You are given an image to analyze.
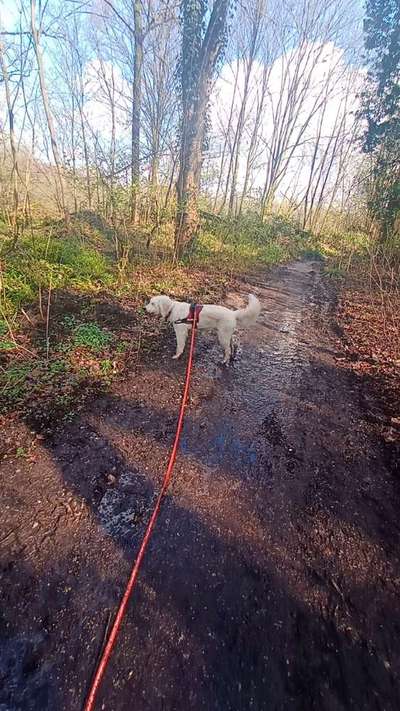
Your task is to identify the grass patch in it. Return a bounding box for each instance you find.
[1,233,113,318]
[0,313,116,416]
[317,230,371,261]
[1,362,32,402]
[0,341,16,352]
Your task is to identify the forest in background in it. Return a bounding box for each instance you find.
[0,0,399,416]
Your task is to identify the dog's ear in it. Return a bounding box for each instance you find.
[157,296,172,317]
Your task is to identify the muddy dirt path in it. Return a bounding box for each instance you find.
[1,261,400,711]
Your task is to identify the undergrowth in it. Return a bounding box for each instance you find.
[0,210,315,418]
[0,233,112,318]
[191,212,310,270]
[0,311,128,422]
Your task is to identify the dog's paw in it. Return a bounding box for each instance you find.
[172,353,182,360]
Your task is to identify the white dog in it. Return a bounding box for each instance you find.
[145,293,261,363]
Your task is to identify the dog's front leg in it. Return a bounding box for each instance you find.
[172,324,189,359]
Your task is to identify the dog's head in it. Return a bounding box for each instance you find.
[145,294,173,318]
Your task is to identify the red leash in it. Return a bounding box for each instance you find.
[83,312,200,711]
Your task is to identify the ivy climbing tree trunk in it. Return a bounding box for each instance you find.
[175,0,232,259]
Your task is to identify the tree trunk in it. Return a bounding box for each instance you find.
[0,41,19,242]
[238,62,270,216]
[78,103,92,209]
[31,0,67,220]
[131,0,143,223]
[175,0,231,259]
[212,60,240,211]
[150,153,159,186]
[227,8,261,216]
[71,93,78,213]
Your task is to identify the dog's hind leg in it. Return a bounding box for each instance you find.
[172,324,189,359]
[230,334,238,362]
[218,324,235,364]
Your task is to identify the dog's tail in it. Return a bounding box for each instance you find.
[235,294,261,328]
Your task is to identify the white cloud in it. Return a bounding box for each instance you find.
[0,0,20,32]
[209,41,362,203]
[84,59,131,142]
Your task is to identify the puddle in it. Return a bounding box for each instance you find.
[181,423,258,469]
[97,470,150,541]
[178,263,315,478]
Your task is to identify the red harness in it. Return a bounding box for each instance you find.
[167,302,203,325]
